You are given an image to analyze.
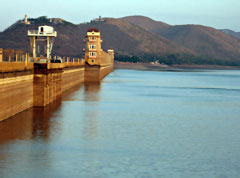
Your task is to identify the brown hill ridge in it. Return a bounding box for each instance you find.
[121,16,240,65]
[220,29,240,39]
[105,18,193,55]
[121,16,171,34]
[158,25,240,61]
[0,15,240,65]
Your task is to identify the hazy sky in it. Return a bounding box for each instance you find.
[0,0,239,32]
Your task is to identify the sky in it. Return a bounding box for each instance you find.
[0,0,239,32]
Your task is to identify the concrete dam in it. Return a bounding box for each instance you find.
[0,27,114,121]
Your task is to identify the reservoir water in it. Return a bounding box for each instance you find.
[0,69,240,178]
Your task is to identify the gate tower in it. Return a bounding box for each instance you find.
[28,26,57,63]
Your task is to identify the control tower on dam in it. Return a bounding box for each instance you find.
[0,26,114,121]
[84,28,114,82]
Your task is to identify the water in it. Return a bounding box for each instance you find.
[0,69,240,178]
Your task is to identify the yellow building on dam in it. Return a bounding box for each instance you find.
[85,27,114,66]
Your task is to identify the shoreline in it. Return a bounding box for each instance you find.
[114,62,240,71]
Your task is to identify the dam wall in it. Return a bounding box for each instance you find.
[62,67,85,92]
[0,62,113,121]
[99,64,114,80]
[0,69,34,121]
[85,64,114,83]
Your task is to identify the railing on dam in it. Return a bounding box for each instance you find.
[0,49,28,63]
[0,48,86,72]
[60,57,85,67]
[0,46,114,73]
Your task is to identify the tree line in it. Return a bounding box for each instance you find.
[115,54,240,66]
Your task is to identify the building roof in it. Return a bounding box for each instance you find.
[87,28,99,32]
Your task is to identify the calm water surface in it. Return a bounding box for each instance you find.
[0,69,240,178]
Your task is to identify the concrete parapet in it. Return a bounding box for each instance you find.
[64,61,85,68]
[0,62,33,73]
[47,63,64,69]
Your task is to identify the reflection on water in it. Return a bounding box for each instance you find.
[83,83,101,139]
[0,99,63,177]
[0,99,62,145]
[1,69,240,177]
[84,83,101,101]
[0,108,33,145]
[0,82,102,143]
[32,99,62,140]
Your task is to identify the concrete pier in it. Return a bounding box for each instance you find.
[33,63,63,106]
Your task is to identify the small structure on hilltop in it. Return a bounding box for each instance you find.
[85,28,114,66]
[91,16,106,23]
[49,18,64,24]
[21,15,31,25]
[28,26,57,63]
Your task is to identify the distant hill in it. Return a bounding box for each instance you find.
[1,15,240,66]
[157,25,240,64]
[121,16,240,65]
[219,29,240,39]
[104,18,194,55]
[121,16,171,34]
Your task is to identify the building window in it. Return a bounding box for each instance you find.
[89,52,96,57]
[89,37,97,41]
[89,45,97,49]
